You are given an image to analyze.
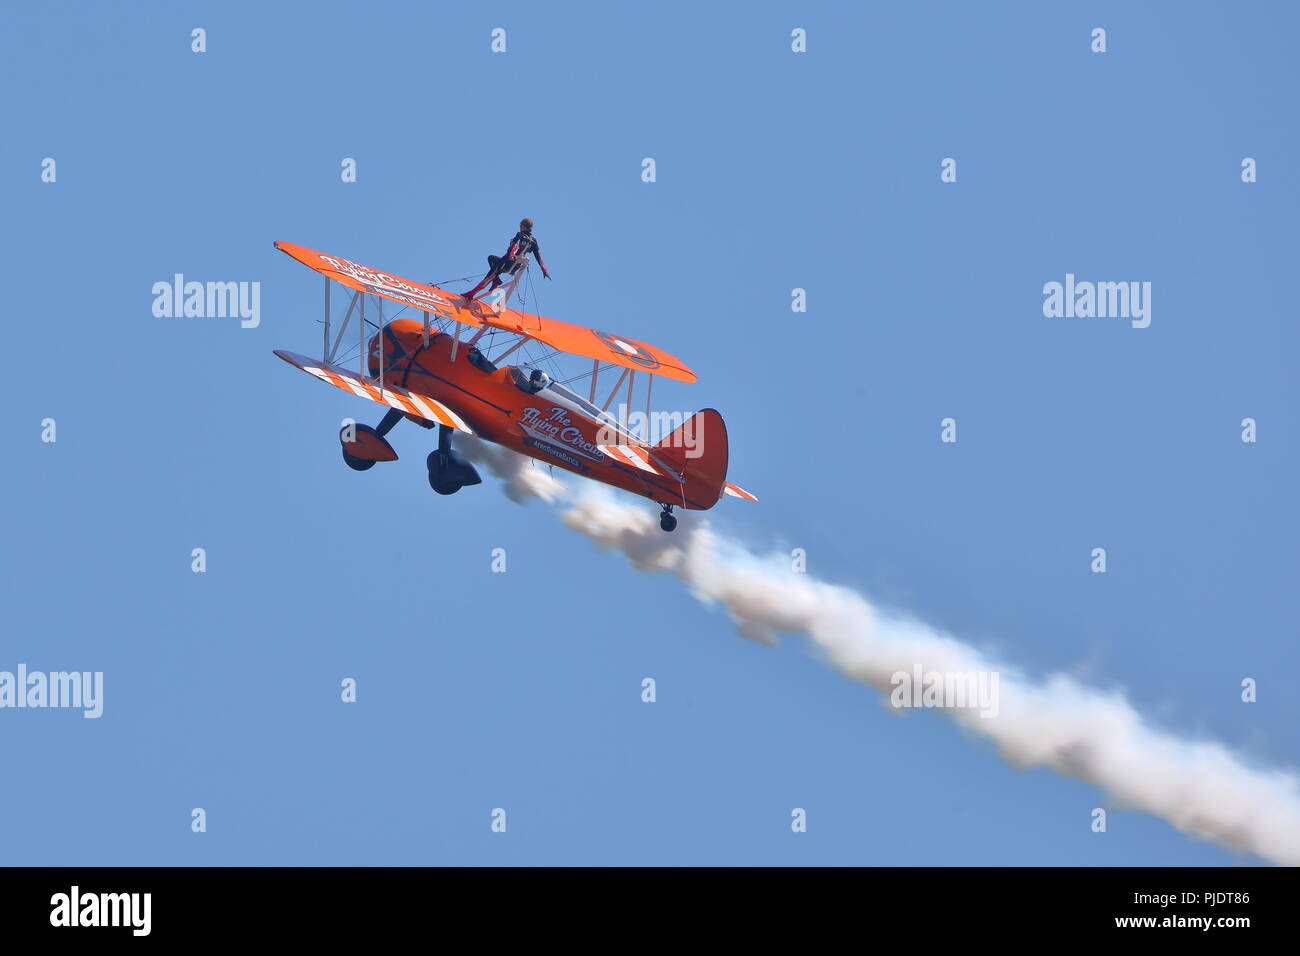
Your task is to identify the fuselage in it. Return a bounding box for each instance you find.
[370,319,719,509]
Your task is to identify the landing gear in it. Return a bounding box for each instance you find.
[340,408,403,471]
[427,424,483,495]
[342,445,377,471]
[659,504,677,533]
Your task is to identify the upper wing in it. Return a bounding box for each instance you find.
[275,241,697,383]
[274,350,474,433]
[510,315,696,383]
[275,240,481,327]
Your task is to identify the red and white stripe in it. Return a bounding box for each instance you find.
[274,350,473,433]
[723,481,758,502]
[598,443,661,475]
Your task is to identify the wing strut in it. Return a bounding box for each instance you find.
[645,374,653,441]
[601,368,630,412]
[328,291,360,363]
[491,335,529,364]
[377,297,385,394]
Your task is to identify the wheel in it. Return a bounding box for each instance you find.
[342,448,376,471]
[428,470,462,495]
[339,422,395,471]
[660,513,677,533]
[426,451,458,494]
[425,448,482,495]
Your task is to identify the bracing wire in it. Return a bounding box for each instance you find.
[336,259,635,409]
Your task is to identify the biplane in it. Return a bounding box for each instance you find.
[272,241,756,531]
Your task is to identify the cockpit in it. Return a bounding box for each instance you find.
[508,364,639,442]
[510,366,552,394]
[466,346,497,374]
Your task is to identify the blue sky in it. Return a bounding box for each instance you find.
[3,1,1297,864]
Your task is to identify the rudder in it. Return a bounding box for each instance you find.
[653,408,729,510]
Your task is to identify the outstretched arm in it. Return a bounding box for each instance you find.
[534,243,550,278]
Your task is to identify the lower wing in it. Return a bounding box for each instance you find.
[273,350,473,433]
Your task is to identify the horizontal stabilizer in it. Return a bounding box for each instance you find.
[723,482,758,502]
[598,443,661,475]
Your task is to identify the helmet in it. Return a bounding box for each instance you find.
[529,369,551,391]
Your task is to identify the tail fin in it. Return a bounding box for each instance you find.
[653,409,729,510]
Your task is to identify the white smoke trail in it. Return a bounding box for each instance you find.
[461,441,1300,865]
[457,435,566,504]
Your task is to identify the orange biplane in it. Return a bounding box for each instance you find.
[272,241,756,531]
